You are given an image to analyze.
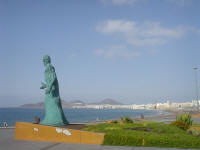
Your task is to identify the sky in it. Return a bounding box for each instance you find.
[0,0,200,107]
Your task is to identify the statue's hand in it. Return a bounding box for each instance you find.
[40,82,46,89]
[45,88,51,94]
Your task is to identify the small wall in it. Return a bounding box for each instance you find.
[15,122,104,144]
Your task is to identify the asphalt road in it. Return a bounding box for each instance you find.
[0,128,199,150]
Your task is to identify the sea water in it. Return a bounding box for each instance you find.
[0,108,161,127]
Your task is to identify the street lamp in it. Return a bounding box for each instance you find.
[193,67,199,112]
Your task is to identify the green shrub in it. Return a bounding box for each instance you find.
[107,120,118,124]
[176,113,193,126]
[170,120,189,130]
[171,113,193,130]
[83,122,200,148]
[120,116,133,124]
[111,120,118,123]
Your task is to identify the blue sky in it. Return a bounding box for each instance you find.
[0,0,200,107]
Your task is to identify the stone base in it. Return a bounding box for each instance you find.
[15,122,104,144]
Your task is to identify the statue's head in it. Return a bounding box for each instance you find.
[43,55,51,66]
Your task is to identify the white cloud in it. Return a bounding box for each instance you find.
[97,20,136,34]
[127,38,166,46]
[167,0,192,6]
[101,0,193,6]
[94,45,140,59]
[100,0,139,5]
[97,19,191,46]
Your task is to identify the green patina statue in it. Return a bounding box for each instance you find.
[40,55,69,126]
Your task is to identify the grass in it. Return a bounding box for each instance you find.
[83,121,200,148]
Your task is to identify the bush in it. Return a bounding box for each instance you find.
[107,120,118,124]
[121,116,133,124]
[171,113,193,130]
[170,120,189,130]
[176,113,193,126]
[83,121,200,148]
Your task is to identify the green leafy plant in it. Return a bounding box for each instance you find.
[111,120,118,123]
[107,120,118,124]
[120,116,133,124]
[176,113,193,126]
[170,113,193,130]
[170,120,189,130]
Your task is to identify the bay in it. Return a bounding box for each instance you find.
[0,108,161,127]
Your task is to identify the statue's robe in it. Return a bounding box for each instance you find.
[40,64,68,126]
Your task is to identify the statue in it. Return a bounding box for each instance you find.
[40,55,69,126]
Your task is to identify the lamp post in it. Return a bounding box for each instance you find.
[193,67,199,112]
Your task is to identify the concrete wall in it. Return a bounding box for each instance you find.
[15,122,104,145]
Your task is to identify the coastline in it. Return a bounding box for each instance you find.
[1,108,200,128]
[0,109,175,128]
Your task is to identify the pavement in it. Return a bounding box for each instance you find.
[0,128,199,150]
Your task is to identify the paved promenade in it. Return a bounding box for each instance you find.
[0,128,199,150]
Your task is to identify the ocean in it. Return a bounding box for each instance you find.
[0,108,161,127]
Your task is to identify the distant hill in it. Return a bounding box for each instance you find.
[19,102,44,108]
[68,100,85,105]
[18,98,123,108]
[89,98,123,105]
[19,100,85,108]
[62,100,85,108]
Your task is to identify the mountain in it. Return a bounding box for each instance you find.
[68,100,85,105]
[89,98,123,105]
[19,102,44,108]
[18,98,122,108]
[62,100,85,108]
[19,100,85,108]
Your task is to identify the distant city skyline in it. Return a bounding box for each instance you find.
[0,0,200,107]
